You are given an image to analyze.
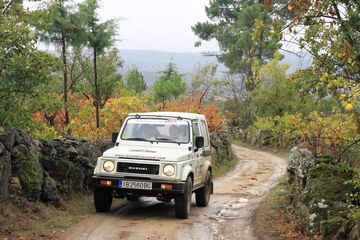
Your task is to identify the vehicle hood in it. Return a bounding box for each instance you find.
[102,145,191,161]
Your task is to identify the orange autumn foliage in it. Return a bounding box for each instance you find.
[164,92,222,132]
[34,92,222,140]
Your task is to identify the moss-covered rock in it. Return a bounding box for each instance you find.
[0,127,112,205]
[16,144,44,201]
[41,173,60,207]
[38,137,111,193]
[287,151,360,238]
[210,131,233,165]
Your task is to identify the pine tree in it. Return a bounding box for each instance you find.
[78,0,117,128]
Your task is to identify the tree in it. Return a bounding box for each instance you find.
[78,0,117,128]
[191,63,223,106]
[78,48,123,107]
[285,0,360,112]
[0,0,58,126]
[34,0,82,125]
[124,68,147,94]
[192,1,283,92]
[153,62,186,110]
[250,53,308,117]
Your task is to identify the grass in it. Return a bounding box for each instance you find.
[253,179,308,240]
[213,152,238,178]
[0,193,95,240]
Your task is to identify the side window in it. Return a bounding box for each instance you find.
[192,121,200,138]
[201,120,210,147]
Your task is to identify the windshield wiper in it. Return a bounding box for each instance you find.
[155,137,181,144]
[126,137,153,143]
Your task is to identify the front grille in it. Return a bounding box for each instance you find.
[117,162,159,175]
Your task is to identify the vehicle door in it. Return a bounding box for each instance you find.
[192,120,202,185]
[199,120,211,180]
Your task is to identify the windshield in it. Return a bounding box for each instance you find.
[121,118,190,143]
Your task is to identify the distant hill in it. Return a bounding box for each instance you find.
[119,49,312,85]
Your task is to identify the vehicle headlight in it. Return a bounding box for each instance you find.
[163,164,175,176]
[103,160,115,172]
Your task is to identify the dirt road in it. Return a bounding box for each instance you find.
[60,145,287,240]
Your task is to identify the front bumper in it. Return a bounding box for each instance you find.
[92,176,186,195]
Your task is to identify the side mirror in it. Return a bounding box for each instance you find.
[112,132,119,143]
[195,136,204,149]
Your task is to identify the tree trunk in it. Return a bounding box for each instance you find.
[94,47,100,128]
[61,32,70,126]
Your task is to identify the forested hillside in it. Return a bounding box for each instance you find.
[119,49,311,84]
[1,0,359,239]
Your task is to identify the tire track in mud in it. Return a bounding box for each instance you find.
[59,145,287,240]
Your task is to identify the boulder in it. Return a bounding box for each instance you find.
[41,173,60,207]
[11,144,28,175]
[8,177,22,194]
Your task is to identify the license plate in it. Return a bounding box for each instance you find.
[119,180,152,190]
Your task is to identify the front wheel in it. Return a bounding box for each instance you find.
[94,188,113,212]
[175,176,192,219]
[195,170,212,207]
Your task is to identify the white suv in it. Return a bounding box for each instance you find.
[92,112,213,218]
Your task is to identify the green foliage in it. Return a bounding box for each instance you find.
[193,1,284,91]
[153,62,186,109]
[34,0,82,46]
[77,0,117,54]
[0,1,59,127]
[250,54,339,118]
[345,172,360,209]
[77,0,118,128]
[124,68,147,94]
[286,0,360,113]
[250,114,300,136]
[72,48,123,106]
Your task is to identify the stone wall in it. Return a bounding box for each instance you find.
[232,128,302,150]
[287,147,360,239]
[210,131,234,166]
[0,127,112,206]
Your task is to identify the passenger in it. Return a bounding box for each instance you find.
[169,125,187,142]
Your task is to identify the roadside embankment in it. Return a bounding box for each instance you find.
[287,147,360,239]
[0,127,112,206]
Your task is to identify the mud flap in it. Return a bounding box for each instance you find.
[210,181,214,194]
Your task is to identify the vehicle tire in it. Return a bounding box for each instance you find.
[174,176,192,219]
[195,170,212,207]
[94,188,113,212]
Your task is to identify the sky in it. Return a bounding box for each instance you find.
[97,0,219,53]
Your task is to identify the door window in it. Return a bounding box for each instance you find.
[201,120,210,147]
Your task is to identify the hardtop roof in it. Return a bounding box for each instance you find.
[127,112,206,120]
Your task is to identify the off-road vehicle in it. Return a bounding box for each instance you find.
[92,112,213,218]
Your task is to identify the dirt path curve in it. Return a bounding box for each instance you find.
[60,145,287,240]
